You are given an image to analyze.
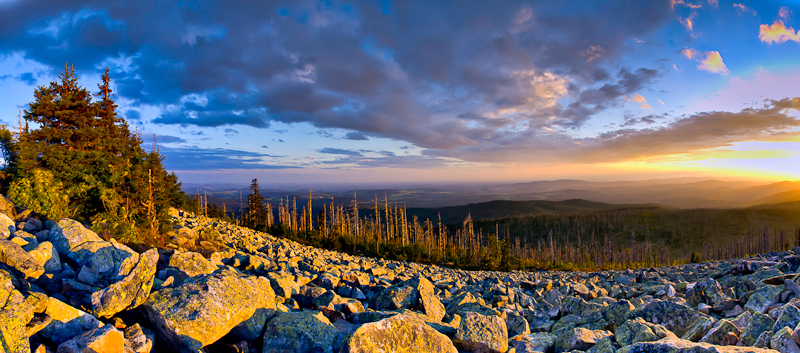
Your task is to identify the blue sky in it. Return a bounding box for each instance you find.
[0,0,798,185]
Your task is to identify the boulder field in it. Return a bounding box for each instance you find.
[0,195,799,352]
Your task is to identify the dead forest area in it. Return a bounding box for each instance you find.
[188,180,800,272]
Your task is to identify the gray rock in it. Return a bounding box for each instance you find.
[561,327,613,351]
[56,325,124,353]
[39,297,103,345]
[699,319,741,345]
[90,248,158,318]
[618,337,776,352]
[628,299,710,338]
[261,310,337,353]
[771,302,800,333]
[167,251,217,277]
[744,285,782,314]
[771,326,800,353]
[142,267,277,352]
[0,239,44,279]
[340,313,458,353]
[28,241,61,273]
[510,332,557,353]
[454,311,508,353]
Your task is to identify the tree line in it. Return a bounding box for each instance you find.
[189,181,800,271]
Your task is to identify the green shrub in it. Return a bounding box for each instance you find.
[8,169,69,220]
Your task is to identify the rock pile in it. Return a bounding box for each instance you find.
[2,195,800,352]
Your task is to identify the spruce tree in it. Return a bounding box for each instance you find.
[11,65,183,242]
[247,178,267,230]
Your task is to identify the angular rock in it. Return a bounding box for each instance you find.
[682,316,717,342]
[28,241,61,273]
[0,271,34,353]
[90,248,158,318]
[628,300,710,338]
[454,312,508,353]
[771,303,800,333]
[124,323,154,353]
[510,332,557,353]
[562,327,613,351]
[409,276,446,322]
[56,325,124,353]
[699,319,741,345]
[0,239,44,279]
[261,310,337,353]
[48,219,104,256]
[771,326,800,353]
[267,271,297,299]
[615,317,658,346]
[373,285,418,311]
[340,313,458,353]
[618,337,776,352]
[0,211,15,239]
[506,311,531,337]
[39,297,103,345]
[743,285,782,314]
[166,251,217,277]
[142,267,276,352]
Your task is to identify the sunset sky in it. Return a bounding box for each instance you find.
[0,0,798,186]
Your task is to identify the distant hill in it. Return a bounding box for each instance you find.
[405,199,666,224]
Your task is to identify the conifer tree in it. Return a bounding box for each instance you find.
[8,65,183,242]
[247,178,267,230]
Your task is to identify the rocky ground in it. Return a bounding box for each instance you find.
[2,196,800,352]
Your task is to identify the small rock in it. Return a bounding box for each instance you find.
[454,312,508,353]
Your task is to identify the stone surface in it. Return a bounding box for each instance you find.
[340,313,458,353]
[167,251,217,277]
[454,312,508,353]
[142,267,277,352]
[39,297,104,345]
[28,241,61,273]
[261,310,337,353]
[90,248,159,318]
[0,239,44,279]
[56,325,124,353]
[619,337,777,352]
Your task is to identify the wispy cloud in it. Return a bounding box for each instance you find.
[759,21,800,44]
[625,94,652,109]
[733,3,758,16]
[733,3,757,16]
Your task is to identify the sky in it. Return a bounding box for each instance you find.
[0,0,799,186]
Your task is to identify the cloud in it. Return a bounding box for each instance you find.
[318,148,363,156]
[707,0,718,8]
[0,0,676,153]
[759,20,800,44]
[733,3,757,16]
[697,51,729,75]
[585,98,800,160]
[625,94,652,109]
[671,0,702,10]
[319,154,452,169]
[780,7,792,20]
[155,146,296,171]
[678,13,697,32]
[580,45,603,62]
[681,48,699,59]
[344,132,369,141]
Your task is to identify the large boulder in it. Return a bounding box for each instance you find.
[454,311,508,353]
[56,325,125,353]
[90,248,159,318]
[560,327,613,351]
[167,251,218,277]
[0,270,35,353]
[261,310,337,353]
[743,285,782,314]
[510,332,557,353]
[142,267,276,352]
[628,300,711,338]
[27,241,61,273]
[0,239,44,279]
[340,313,457,353]
[39,297,104,345]
[48,219,104,256]
[0,211,15,239]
